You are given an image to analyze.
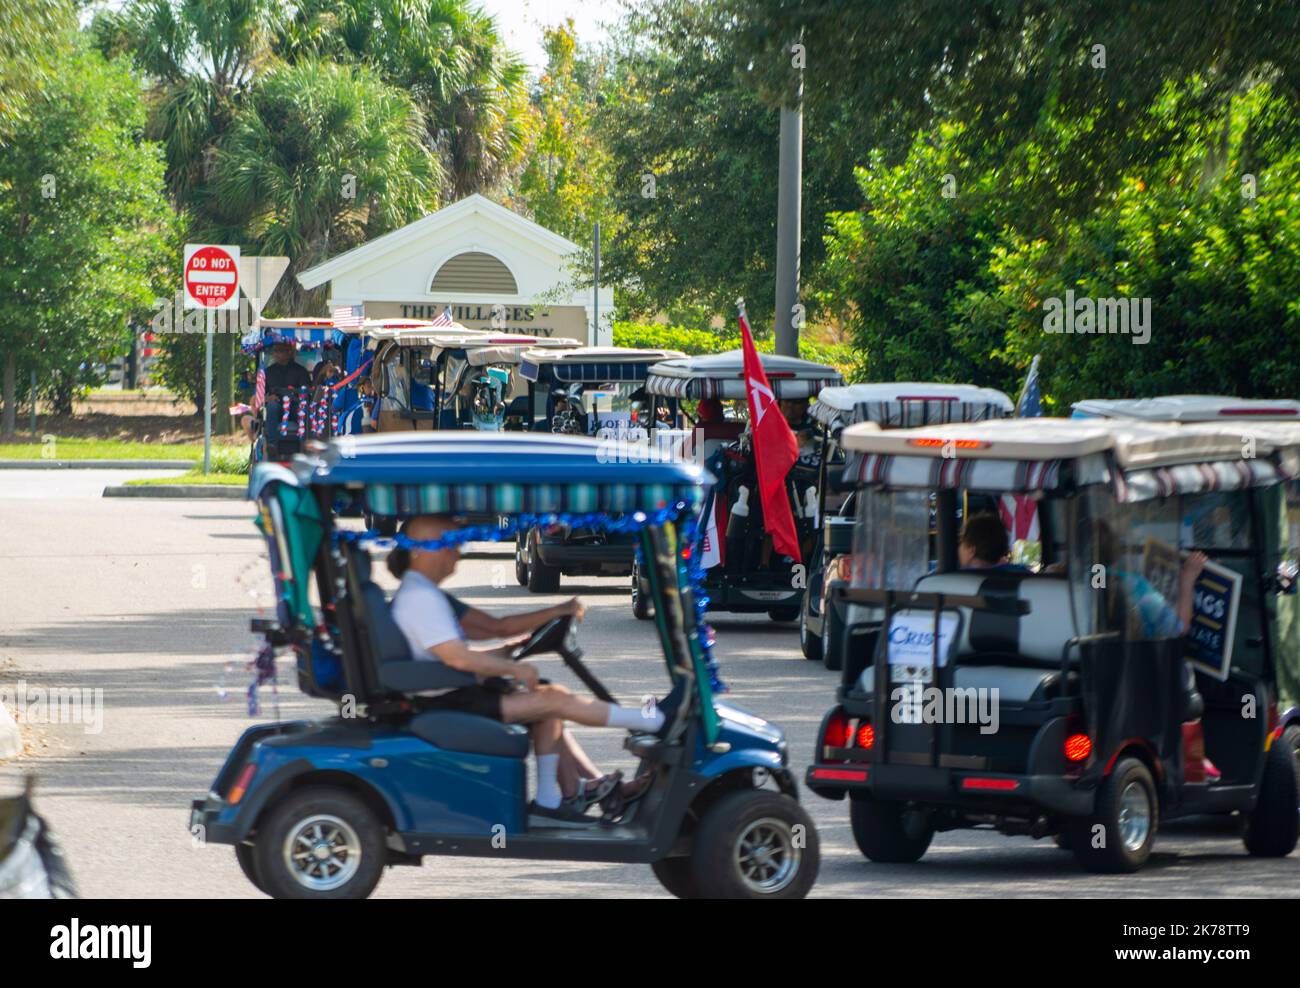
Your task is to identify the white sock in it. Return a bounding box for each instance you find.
[605,703,666,732]
[535,754,562,809]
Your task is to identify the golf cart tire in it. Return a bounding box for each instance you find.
[849,795,933,863]
[768,607,800,623]
[514,534,529,586]
[235,842,267,895]
[690,790,819,899]
[799,605,823,663]
[253,787,386,900]
[650,856,699,898]
[631,563,652,620]
[526,531,561,593]
[1243,725,1300,858]
[1068,757,1157,873]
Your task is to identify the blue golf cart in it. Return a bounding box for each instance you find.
[190,432,819,898]
[242,317,369,464]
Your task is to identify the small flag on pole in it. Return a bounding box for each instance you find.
[331,304,364,328]
[430,305,453,326]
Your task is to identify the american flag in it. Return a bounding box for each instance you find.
[430,305,453,326]
[1003,353,1044,546]
[332,304,364,328]
[253,368,265,411]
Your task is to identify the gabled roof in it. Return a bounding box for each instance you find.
[296,194,581,291]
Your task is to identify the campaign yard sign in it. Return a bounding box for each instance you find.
[1186,559,1241,681]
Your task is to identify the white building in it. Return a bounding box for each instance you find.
[297,194,613,343]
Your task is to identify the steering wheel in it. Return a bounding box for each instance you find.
[507,615,616,703]
[510,614,577,662]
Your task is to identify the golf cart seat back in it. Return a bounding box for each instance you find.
[912,571,1079,668]
[857,572,1080,705]
[342,546,528,758]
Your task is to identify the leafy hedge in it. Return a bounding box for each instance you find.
[612,321,858,379]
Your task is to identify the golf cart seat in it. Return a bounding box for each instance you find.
[856,571,1081,704]
[345,548,529,759]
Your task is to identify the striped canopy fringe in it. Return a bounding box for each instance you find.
[1115,458,1284,503]
[549,362,657,383]
[809,398,1011,430]
[365,481,704,517]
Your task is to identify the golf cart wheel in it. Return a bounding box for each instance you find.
[849,795,933,863]
[1068,757,1157,873]
[1244,725,1300,857]
[514,533,529,586]
[690,790,819,899]
[767,607,800,623]
[254,787,386,900]
[526,530,560,593]
[631,560,651,620]
[650,856,699,898]
[799,604,823,662]
[235,842,267,895]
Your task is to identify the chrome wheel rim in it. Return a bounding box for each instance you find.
[733,816,799,894]
[1118,781,1152,852]
[283,814,361,892]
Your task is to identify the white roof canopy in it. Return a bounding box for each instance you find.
[1073,395,1300,422]
[524,346,686,365]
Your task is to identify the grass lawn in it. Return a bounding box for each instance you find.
[0,437,202,460]
[124,470,247,486]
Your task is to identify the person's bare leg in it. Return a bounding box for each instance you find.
[558,730,603,798]
[503,685,620,728]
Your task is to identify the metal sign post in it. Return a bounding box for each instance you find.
[203,308,214,473]
[183,243,241,476]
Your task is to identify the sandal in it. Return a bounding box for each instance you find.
[572,772,622,811]
[599,772,654,815]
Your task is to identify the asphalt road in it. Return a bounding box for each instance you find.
[1,472,1296,897]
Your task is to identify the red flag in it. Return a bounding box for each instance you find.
[738,307,801,563]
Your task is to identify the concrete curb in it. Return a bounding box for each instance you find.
[0,460,194,470]
[103,484,246,499]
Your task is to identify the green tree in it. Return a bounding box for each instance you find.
[0,39,173,434]
[516,22,616,243]
[207,59,440,314]
[275,0,530,200]
[0,0,74,141]
[596,0,858,329]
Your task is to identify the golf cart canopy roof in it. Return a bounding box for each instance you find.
[364,325,487,347]
[243,317,344,351]
[250,432,710,516]
[1072,395,1300,422]
[520,347,687,383]
[645,350,842,400]
[810,382,1014,430]
[463,337,583,367]
[840,418,1296,501]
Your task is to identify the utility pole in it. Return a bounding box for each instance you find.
[592,220,601,345]
[773,43,804,357]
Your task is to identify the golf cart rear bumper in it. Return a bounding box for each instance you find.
[805,763,1094,816]
[705,584,802,613]
[535,541,634,567]
[191,796,239,845]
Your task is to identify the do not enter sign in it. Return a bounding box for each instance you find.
[184,244,241,310]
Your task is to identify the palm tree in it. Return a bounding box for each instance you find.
[208,60,441,314]
[276,0,530,201]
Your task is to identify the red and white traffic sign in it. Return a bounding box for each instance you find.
[183,243,241,310]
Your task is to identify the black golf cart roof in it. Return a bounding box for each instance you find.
[519,347,687,384]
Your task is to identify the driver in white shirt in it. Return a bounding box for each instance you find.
[390,514,667,826]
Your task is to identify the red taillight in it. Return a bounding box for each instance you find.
[1220,407,1299,416]
[227,763,257,805]
[1064,733,1093,762]
[823,710,851,749]
[856,723,875,749]
[811,767,868,783]
[961,777,1020,791]
[1268,700,1279,734]
[906,438,990,450]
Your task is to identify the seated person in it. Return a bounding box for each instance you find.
[958,512,1029,572]
[390,514,668,825]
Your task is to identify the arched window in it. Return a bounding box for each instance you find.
[429,251,518,294]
